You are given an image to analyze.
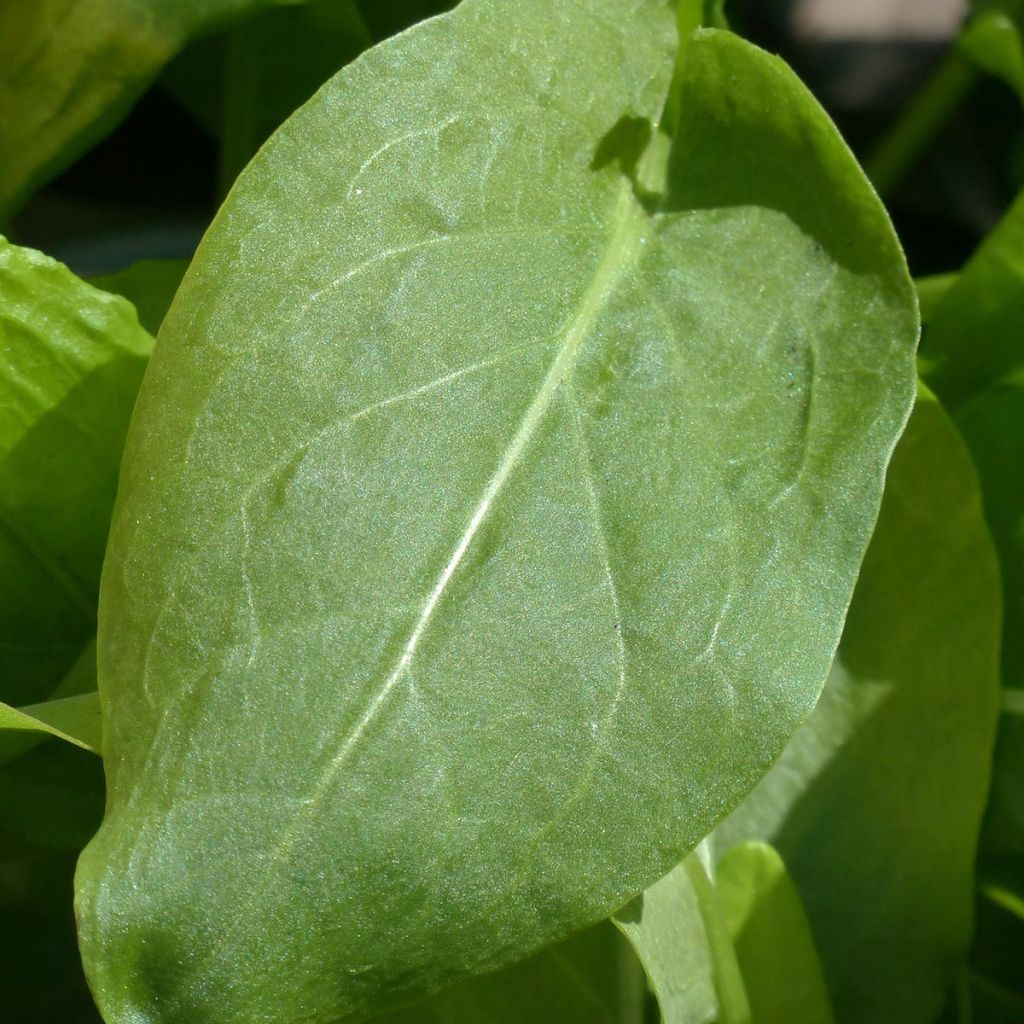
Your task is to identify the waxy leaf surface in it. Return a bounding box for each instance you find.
[718,392,1002,1023]
[76,4,916,1023]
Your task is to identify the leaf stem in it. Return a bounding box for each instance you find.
[684,853,752,1024]
[864,48,979,198]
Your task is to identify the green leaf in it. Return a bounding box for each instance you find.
[0,639,97,768]
[75,5,916,1023]
[915,272,958,328]
[0,0,292,216]
[716,841,834,1024]
[162,1,373,195]
[959,8,1024,102]
[717,391,1002,1023]
[919,189,1024,408]
[918,192,1024,872]
[956,376,1024,863]
[91,259,190,336]
[0,237,151,709]
[379,921,632,1024]
[0,741,106,851]
[0,693,101,754]
[614,851,749,1024]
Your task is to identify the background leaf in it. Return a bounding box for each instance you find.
[378,921,635,1024]
[91,259,189,336]
[717,391,1002,1023]
[0,237,150,709]
[918,190,1024,905]
[76,5,916,1023]
[716,841,834,1024]
[0,0,297,216]
[615,851,750,1024]
[0,693,101,754]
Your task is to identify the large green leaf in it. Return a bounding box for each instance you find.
[0,0,291,216]
[956,375,1024,863]
[717,391,1002,1023]
[75,5,916,1022]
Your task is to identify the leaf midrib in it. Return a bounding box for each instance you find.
[320,183,645,779]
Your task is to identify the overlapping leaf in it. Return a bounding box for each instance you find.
[718,392,1002,1022]
[75,3,916,1022]
[0,237,151,711]
[918,191,1024,882]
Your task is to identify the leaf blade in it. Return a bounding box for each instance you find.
[76,7,917,1023]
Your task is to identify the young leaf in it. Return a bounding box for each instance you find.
[0,0,291,215]
[0,693,101,754]
[75,4,916,1022]
[717,391,1002,1023]
[716,841,834,1024]
[959,7,1024,102]
[614,851,747,1024]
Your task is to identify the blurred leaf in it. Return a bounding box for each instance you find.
[960,10,1024,103]
[378,922,631,1024]
[91,259,189,335]
[0,641,97,767]
[0,0,297,216]
[716,842,834,1024]
[919,191,1024,876]
[915,272,958,329]
[956,375,1024,865]
[718,392,1002,1023]
[920,189,1024,407]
